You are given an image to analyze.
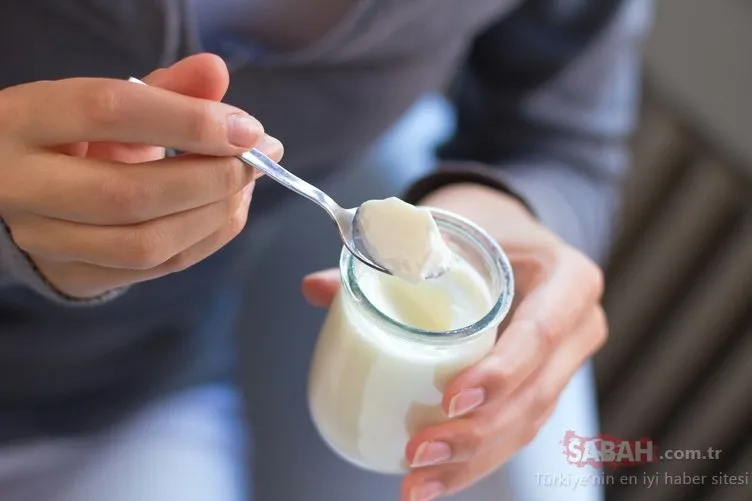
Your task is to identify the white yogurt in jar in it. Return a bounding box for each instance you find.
[308,223,509,473]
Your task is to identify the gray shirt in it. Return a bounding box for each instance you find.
[0,0,649,441]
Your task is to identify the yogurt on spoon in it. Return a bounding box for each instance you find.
[354,197,454,282]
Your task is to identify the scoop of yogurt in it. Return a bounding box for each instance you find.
[355,197,454,282]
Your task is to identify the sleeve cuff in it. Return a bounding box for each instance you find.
[402,160,539,218]
[402,161,617,263]
[0,218,127,306]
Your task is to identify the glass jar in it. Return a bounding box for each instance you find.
[307,208,514,474]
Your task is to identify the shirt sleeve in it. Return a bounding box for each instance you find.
[403,0,652,263]
[0,218,125,305]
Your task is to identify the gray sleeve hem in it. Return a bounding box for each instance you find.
[402,160,619,264]
[401,160,540,219]
[0,217,127,306]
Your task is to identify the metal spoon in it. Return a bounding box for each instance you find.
[236,150,453,279]
[237,146,395,276]
[128,77,398,276]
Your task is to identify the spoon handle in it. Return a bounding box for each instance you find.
[239,149,342,219]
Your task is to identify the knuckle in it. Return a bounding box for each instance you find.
[461,431,485,457]
[476,413,503,437]
[481,403,514,435]
[85,82,123,127]
[531,386,556,416]
[570,248,604,299]
[483,356,515,396]
[533,318,559,354]
[215,159,247,195]
[121,228,168,270]
[228,205,249,237]
[591,265,605,298]
[184,102,219,144]
[101,176,152,219]
[592,307,609,349]
[165,250,194,274]
[582,260,605,298]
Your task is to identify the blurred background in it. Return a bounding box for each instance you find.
[594,1,751,500]
[239,1,750,500]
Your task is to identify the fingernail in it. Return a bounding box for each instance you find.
[411,441,452,467]
[411,481,446,501]
[257,134,284,158]
[227,114,262,148]
[448,387,485,418]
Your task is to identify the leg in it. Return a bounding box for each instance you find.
[506,362,605,501]
[0,384,249,501]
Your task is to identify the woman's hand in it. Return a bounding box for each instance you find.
[302,184,607,501]
[0,54,283,298]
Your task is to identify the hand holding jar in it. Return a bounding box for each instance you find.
[302,184,607,501]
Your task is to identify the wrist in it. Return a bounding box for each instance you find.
[418,183,560,249]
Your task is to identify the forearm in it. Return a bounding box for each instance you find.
[418,183,557,252]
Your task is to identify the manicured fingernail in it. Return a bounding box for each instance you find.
[411,441,452,467]
[227,114,262,147]
[256,134,284,158]
[411,481,446,501]
[448,387,485,418]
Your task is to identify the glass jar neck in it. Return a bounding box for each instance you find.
[339,208,514,346]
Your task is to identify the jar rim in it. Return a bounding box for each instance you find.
[339,207,515,344]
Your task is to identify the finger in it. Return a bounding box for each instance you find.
[520,305,607,421]
[301,268,340,307]
[86,53,232,163]
[406,418,481,469]
[405,306,606,474]
[405,307,607,500]
[405,382,540,472]
[5,77,262,153]
[33,185,254,299]
[401,305,605,501]
[402,399,548,501]
[7,137,282,225]
[10,183,255,269]
[145,53,230,101]
[402,447,515,501]
[442,248,603,416]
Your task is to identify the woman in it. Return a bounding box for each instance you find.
[0,0,649,499]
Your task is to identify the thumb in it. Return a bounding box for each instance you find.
[302,269,341,307]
